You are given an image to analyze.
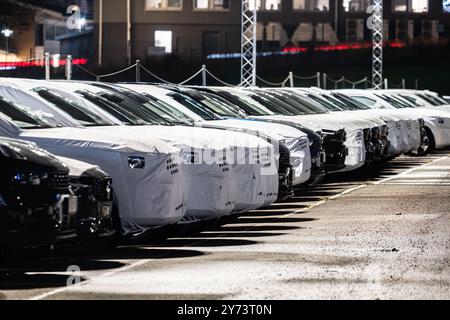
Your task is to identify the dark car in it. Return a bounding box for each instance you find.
[0,137,77,259]
[60,157,116,242]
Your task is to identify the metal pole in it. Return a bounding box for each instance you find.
[384,78,388,89]
[136,60,140,82]
[98,0,103,66]
[317,72,321,88]
[372,0,384,89]
[334,0,339,41]
[5,37,8,62]
[126,0,131,66]
[202,65,207,86]
[66,55,72,80]
[322,73,327,90]
[45,52,50,80]
[415,79,419,90]
[364,77,368,89]
[289,71,294,88]
[402,78,406,89]
[241,0,257,87]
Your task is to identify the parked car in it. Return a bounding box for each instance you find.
[198,86,347,174]
[380,89,450,153]
[218,87,365,172]
[122,84,313,192]
[0,93,187,236]
[57,156,116,241]
[0,137,77,260]
[0,79,279,218]
[337,89,441,155]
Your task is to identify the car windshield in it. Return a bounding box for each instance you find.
[418,93,446,106]
[250,91,299,115]
[141,93,194,124]
[75,89,148,125]
[0,96,54,129]
[303,93,343,112]
[332,93,372,110]
[166,91,220,121]
[376,94,412,108]
[259,91,311,115]
[220,90,274,116]
[320,93,358,110]
[200,92,245,118]
[32,87,113,127]
[398,94,423,107]
[97,91,171,125]
[280,91,331,113]
[210,90,272,116]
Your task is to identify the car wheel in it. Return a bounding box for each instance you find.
[410,127,435,156]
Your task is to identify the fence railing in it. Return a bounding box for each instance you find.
[1,52,420,90]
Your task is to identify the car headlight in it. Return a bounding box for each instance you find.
[12,172,48,186]
[0,145,26,160]
[128,156,145,169]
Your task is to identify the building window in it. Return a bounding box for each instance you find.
[145,0,182,10]
[392,0,428,13]
[249,0,281,11]
[343,0,370,12]
[193,0,230,11]
[444,0,450,13]
[293,0,329,11]
[154,30,172,53]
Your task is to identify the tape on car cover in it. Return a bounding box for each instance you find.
[338,129,366,172]
[182,161,235,219]
[284,136,312,185]
[387,121,403,155]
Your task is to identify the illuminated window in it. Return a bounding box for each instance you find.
[392,0,428,13]
[249,0,281,11]
[193,0,230,10]
[145,0,182,10]
[293,0,329,11]
[343,0,370,12]
[444,0,450,13]
[411,0,428,13]
[155,30,172,53]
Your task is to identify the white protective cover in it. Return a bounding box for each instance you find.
[119,84,312,185]
[336,90,424,153]
[0,113,187,234]
[1,79,279,214]
[56,156,104,177]
[252,114,366,172]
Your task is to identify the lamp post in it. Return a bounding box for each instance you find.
[1,28,13,62]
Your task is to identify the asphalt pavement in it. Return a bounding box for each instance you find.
[1,151,449,300]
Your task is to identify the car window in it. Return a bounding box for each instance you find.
[32,88,113,126]
[0,97,52,129]
[351,96,378,107]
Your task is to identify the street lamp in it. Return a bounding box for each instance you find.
[1,28,13,62]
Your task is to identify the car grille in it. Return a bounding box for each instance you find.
[50,173,70,189]
[94,178,113,201]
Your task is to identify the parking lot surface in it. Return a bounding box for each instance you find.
[1,151,449,300]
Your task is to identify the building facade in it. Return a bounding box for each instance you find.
[94,0,450,66]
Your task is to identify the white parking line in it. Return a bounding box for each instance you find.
[375,156,448,185]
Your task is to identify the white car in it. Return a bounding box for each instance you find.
[333,89,426,153]
[0,96,187,235]
[0,79,279,216]
[382,89,450,151]
[120,84,312,186]
[295,88,405,157]
[221,87,367,172]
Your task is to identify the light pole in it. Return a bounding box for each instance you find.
[1,28,13,62]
